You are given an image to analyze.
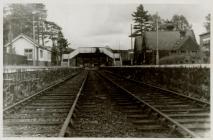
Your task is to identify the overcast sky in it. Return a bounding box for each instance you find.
[45,3,211,50]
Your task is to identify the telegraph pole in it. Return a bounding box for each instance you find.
[41,19,45,46]
[32,12,36,66]
[8,18,13,65]
[37,17,40,44]
[118,40,120,51]
[141,21,146,64]
[33,15,35,41]
[130,24,133,65]
[156,12,159,65]
[8,20,13,54]
[131,24,133,50]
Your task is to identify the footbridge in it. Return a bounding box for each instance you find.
[62,47,122,66]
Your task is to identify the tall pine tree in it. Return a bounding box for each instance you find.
[132,4,150,36]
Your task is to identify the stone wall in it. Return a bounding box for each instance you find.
[102,66,210,101]
[3,67,82,108]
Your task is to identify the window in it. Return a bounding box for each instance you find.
[181,50,186,53]
[171,50,176,54]
[63,59,68,62]
[24,49,33,59]
[40,50,43,58]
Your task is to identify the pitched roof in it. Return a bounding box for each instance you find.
[175,36,200,51]
[134,30,198,51]
[199,32,210,36]
[145,31,180,50]
[4,33,51,52]
[4,33,39,48]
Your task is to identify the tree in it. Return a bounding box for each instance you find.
[43,21,63,65]
[3,3,47,45]
[204,14,210,32]
[171,14,190,31]
[44,20,62,47]
[51,46,59,65]
[57,31,69,65]
[132,4,150,36]
[148,13,162,31]
[165,21,175,31]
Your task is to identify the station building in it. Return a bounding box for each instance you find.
[62,47,122,67]
[4,33,51,66]
[133,30,201,64]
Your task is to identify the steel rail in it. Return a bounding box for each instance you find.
[58,71,88,137]
[3,72,81,112]
[98,71,199,138]
[104,70,210,106]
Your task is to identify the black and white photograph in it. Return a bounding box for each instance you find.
[1,0,212,138]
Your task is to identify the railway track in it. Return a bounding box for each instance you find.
[3,69,210,138]
[63,71,182,137]
[100,70,210,138]
[3,71,88,137]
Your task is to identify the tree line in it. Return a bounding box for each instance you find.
[3,3,71,65]
[131,4,210,37]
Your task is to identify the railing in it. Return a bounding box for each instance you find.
[3,66,82,108]
[68,49,80,59]
[99,48,115,58]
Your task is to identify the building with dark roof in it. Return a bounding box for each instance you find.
[133,30,200,64]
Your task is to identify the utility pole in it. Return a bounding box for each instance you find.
[37,16,40,44]
[131,24,133,50]
[8,18,13,65]
[41,19,45,46]
[32,12,37,66]
[130,24,133,65]
[118,40,120,51]
[156,12,159,65]
[8,20,13,54]
[33,15,35,41]
[140,21,145,64]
